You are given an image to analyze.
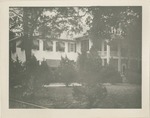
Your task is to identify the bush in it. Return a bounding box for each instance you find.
[9,55,55,98]
[77,49,103,84]
[58,56,78,86]
[126,69,141,84]
[101,65,122,83]
[72,49,107,108]
[35,60,54,86]
[72,84,107,108]
[9,57,26,88]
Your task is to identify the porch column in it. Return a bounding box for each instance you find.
[118,43,121,72]
[39,40,43,65]
[106,44,110,64]
[53,41,56,52]
[65,42,68,53]
[89,39,92,51]
[101,41,104,66]
[39,40,43,51]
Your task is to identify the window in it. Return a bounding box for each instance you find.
[56,42,65,52]
[68,42,76,52]
[43,40,53,51]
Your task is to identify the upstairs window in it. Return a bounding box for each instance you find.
[56,42,65,52]
[68,42,76,52]
[43,40,53,51]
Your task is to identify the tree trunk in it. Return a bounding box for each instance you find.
[23,8,32,63]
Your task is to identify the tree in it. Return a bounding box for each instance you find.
[73,48,107,108]
[86,7,142,59]
[9,7,88,62]
[9,7,89,97]
[59,56,77,86]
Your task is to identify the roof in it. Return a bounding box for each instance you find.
[46,59,60,67]
[74,35,90,41]
[9,36,23,42]
[36,37,76,42]
[9,36,76,43]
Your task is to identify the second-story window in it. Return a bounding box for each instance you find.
[56,42,65,52]
[68,42,76,52]
[43,40,53,51]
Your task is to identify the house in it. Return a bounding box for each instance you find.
[10,36,78,67]
[10,33,141,75]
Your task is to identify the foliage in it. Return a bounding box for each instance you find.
[126,69,141,84]
[73,48,107,107]
[9,57,25,88]
[87,7,141,40]
[33,60,53,88]
[77,47,103,84]
[9,7,87,42]
[100,65,122,83]
[72,84,107,108]
[77,48,122,84]
[9,55,52,97]
[58,56,78,86]
[9,7,142,62]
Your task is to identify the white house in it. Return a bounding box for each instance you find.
[10,34,140,74]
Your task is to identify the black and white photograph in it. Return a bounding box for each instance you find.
[9,6,142,109]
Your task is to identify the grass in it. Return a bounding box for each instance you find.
[99,84,141,108]
[9,83,141,109]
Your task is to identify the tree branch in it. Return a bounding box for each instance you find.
[9,9,23,19]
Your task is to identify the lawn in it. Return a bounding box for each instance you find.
[9,83,141,109]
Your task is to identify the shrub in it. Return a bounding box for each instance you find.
[101,65,122,83]
[126,69,141,84]
[36,60,53,86]
[77,49,103,84]
[9,57,25,88]
[72,84,107,108]
[73,49,107,108]
[9,55,55,98]
[58,56,78,86]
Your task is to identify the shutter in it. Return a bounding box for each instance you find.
[74,43,76,52]
[56,42,59,51]
[43,41,45,50]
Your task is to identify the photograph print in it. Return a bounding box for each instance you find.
[9,6,142,109]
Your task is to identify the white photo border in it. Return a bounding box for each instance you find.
[0,0,149,118]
